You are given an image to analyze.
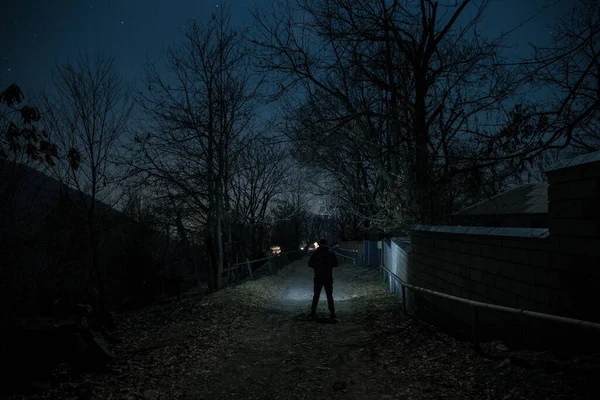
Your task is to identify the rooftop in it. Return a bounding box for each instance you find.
[545,150,600,172]
[453,182,548,216]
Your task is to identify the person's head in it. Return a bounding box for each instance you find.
[318,238,328,247]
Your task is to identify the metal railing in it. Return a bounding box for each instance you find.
[379,263,600,344]
[225,256,270,280]
[223,250,305,283]
[333,251,356,265]
[331,245,358,265]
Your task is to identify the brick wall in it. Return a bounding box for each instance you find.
[546,152,600,322]
[378,151,600,348]
[409,226,558,313]
[406,226,568,344]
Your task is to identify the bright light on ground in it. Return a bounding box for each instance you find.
[283,286,360,302]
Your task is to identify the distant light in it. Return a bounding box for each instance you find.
[270,245,281,255]
[300,247,304,250]
[121,21,124,24]
[314,241,319,249]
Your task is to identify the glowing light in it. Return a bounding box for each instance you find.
[270,245,281,255]
[314,241,319,249]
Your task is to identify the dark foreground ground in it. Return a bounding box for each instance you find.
[8,258,598,399]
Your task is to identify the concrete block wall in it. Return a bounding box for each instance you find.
[403,226,590,346]
[408,226,562,312]
[377,151,600,349]
[378,151,600,348]
[546,151,600,322]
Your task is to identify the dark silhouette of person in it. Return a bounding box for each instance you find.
[308,238,338,319]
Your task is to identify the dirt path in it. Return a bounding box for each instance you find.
[16,258,597,400]
[183,261,395,399]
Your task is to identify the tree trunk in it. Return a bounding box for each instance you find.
[294,222,299,250]
[216,209,224,290]
[414,74,431,224]
[250,225,257,259]
[163,224,171,277]
[175,213,201,287]
[257,225,265,260]
[205,233,218,293]
[89,223,105,313]
[87,196,106,313]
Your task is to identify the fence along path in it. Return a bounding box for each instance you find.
[332,250,356,265]
[194,251,305,286]
[188,247,354,294]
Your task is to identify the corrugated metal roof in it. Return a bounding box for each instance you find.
[546,150,600,172]
[453,183,548,216]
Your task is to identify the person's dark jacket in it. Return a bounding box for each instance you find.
[308,246,338,281]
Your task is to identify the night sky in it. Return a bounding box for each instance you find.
[1,0,567,98]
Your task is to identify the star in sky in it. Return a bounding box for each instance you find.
[0,0,564,97]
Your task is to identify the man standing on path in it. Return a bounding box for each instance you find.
[308,238,338,319]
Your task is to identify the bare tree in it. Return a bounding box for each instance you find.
[253,0,538,228]
[527,0,600,153]
[129,7,262,291]
[268,169,316,250]
[230,139,290,258]
[42,53,133,311]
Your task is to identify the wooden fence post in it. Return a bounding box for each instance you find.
[246,258,253,280]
